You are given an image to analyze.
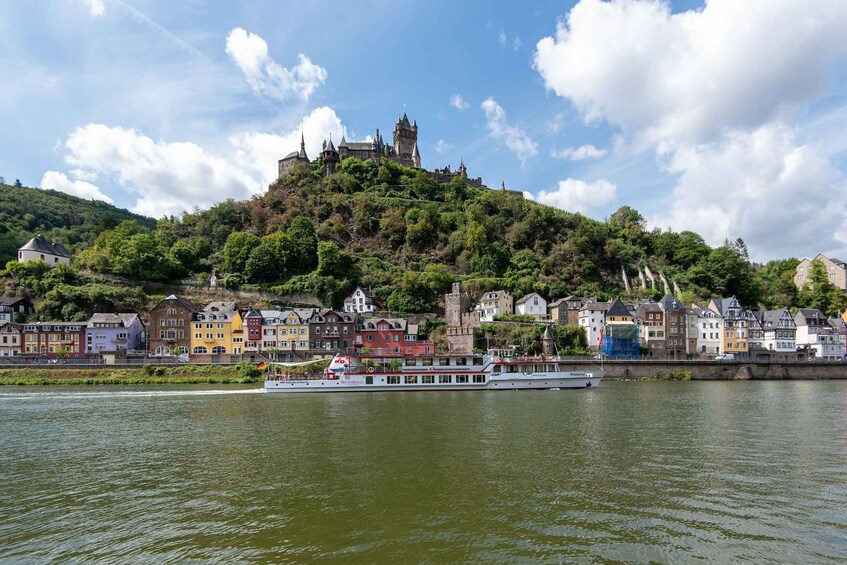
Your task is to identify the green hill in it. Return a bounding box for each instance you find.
[0,181,156,265]
[75,157,803,313]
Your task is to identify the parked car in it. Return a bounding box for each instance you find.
[715,354,735,361]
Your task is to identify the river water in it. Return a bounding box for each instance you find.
[1,381,845,563]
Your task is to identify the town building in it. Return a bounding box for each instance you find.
[246,308,316,360]
[18,235,70,266]
[308,309,356,356]
[515,292,547,321]
[148,295,199,356]
[692,304,722,355]
[0,297,34,324]
[0,323,21,356]
[476,290,514,322]
[21,321,86,356]
[749,309,796,353]
[636,302,665,355]
[85,313,145,353]
[579,300,610,351]
[794,309,843,359]
[658,294,687,359]
[547,296,585,326]
[355,317,432,355]
[343,287,379,314]
[708,297,748,356]
[191,302,244,355]
[601,298,640,358]
[794,254,847,290]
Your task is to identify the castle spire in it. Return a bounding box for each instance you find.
[411,141,421,168]
[298,131,308,159]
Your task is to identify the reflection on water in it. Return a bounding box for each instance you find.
[1,381,845,562]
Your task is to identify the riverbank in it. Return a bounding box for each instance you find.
[0,364,261,386]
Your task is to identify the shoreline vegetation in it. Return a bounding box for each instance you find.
[0,364,263,386]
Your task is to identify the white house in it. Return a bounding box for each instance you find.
[578,300,610,350]
[692,304,721,354]
[794,309,843,359]
[343,287,378,314]
[18,235,70,266]
[515,293,547,321]
[475,290,514,322]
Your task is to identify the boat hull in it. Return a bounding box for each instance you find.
[264,372,604,393]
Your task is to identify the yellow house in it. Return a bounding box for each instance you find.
[259,309,315,359]
[192,302,243,355]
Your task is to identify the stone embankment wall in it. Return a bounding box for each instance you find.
[561,360,847,380]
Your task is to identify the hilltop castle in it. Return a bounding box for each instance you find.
[277,111,484,187]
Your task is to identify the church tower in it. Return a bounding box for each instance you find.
[393,112,417,167]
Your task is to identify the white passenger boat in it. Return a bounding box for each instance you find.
[264,350,603,393]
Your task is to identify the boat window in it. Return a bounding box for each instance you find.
[456,375,469,384]
[493,364,501,373]
[405,375,418,384]
[405,358,417,366]
[473,375,485,383]
[422,375,434,384]
[472,357,483,365]
[438,357,450,366]
[439,375,451,384]
[455,357,467,366]
[387,376,400,384]
[365,376,373,385]
[421,357,433,366]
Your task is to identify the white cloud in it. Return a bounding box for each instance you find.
[434,139,453,153]
[450,94,469,110]
[81,0,104,18]
[551,144,607,161]
[654,124,847,261]
[537,178,617,215]
[48,107,345,217]
[512,36,522,51]
[481,97,538,165]
[522,191,535,201]
[231,106,345,188]
[40,171,113,203]
[498,30,507,46]
[534,0,847,258]
[534,0,847,148]
[225,27,327,103]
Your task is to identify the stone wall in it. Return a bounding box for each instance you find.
[556,360,847,380]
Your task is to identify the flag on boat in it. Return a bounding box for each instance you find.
[256,362,266,370]
[597,328,604,350]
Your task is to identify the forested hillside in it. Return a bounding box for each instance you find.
[0,181,156,264]
[73,156,808,314]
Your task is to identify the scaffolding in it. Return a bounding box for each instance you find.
[601,324,640,358]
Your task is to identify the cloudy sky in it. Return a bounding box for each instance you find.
[2,0,847,262]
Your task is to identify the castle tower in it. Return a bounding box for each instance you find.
[322,135,339,176]
[541,326,555,357]
[411,142,421,169]
[458,159,468,178]
[393,112,417,167]
[445,282,471,327]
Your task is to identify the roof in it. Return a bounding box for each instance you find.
[515,292,545,306]
[412,142,420,158]
[325,136,336,152]
[708,297,741,316]
[88,313,140,327]
[19,235,70,258]
[756,309,792,330]
[160,295,199,312]
[0,296,30,308]
[548,298,567,308]
[658,294,683,310]
[580,300,610,312]
[794,309,827,325]
[280,151,299,160]
[344,141,376,151]
[606,298,632,318]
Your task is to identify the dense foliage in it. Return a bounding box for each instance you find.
[0,182,155,264]
[2,158,833,317]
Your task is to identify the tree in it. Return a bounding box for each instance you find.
[287,216,318,271]
[14,179,22,188]
[222,231,260,273]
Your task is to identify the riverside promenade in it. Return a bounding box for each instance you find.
[559,359,847,380]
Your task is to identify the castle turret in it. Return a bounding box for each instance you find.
[541,326,555,357]
[298,132,308,160]
[411,142,421,169]
[322,135,339,176]
[458,159,468,178]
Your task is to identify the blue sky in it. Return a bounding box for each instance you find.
[2,0,847,262]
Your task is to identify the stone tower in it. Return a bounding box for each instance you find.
[322,135,339,176]
[393,113,417,168]
[445,282,471,327]
[411,142,421,169]
[541,325,555,357]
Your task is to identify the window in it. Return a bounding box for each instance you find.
[211,346,226,354]
[439,375,452,384]
[456,357,467,366]
[193,346,207,354]
[422,375,434,384]
[439,358,450,366]
[387,375,400,384]
[473,375,485,383]
[456,375,469,384]
[405,375,418,384]
[422,357,433,366]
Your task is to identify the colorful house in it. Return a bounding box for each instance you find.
[148,295,199,356]
[191,302,243,355]
[308,309,356,356]
[601,298,640,358]
[21,321,86,357]
[85,313,145,353]
[708,297,748,356]
[0,323,21,356]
